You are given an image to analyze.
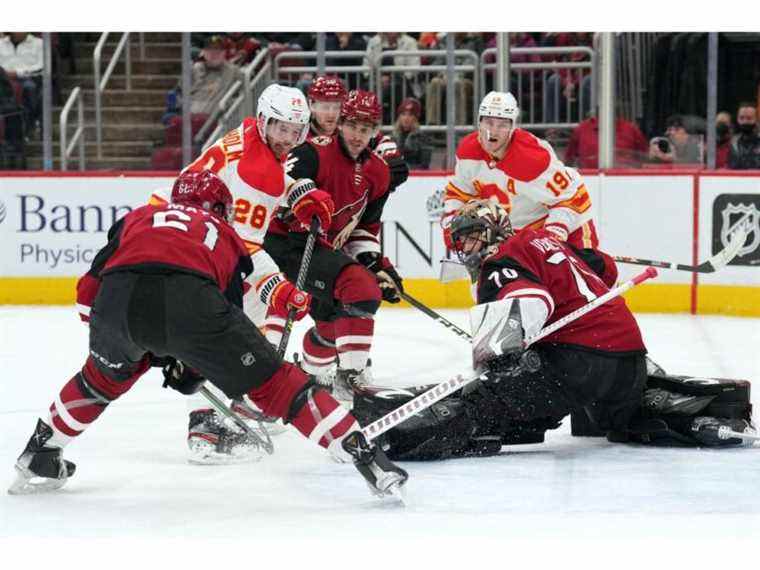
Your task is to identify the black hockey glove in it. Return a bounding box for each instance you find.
[161,358,205,395]
[386,154,409,192]
[357,252,404,303]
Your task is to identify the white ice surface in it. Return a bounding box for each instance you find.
[1,307,760,564]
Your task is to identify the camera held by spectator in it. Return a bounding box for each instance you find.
[648,115,702,165]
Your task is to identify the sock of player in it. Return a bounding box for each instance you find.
[334,316,374,372]
[332,264,381,372]
[301,322,338,375]
[46,356,145,448]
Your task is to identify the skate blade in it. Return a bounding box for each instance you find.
[187,440,264,466]
[7,465,68,495]
[387,482,408,506]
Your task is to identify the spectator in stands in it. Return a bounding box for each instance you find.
[222,33,260,66]
[542,32,595,125]
[715,111,732,169]
[365,32,421,124]
[325,33,367,89]
[483,32,541,93]
[0,32,43,134]
[728,102,760,170]
[565,112,648,168]
[648,114,702,165]
[0,65,26,168]
[423,33,480,126]
[191,36,242,115]
[392,97,431,170]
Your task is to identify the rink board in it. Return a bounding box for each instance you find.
[0,170,758,315]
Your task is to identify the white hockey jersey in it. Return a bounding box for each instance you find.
[150,118,295,321]
[443,129,598,249]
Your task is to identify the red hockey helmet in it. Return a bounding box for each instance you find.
[307,76,348,102]
[171,170,234,223]
[341,90,382,126]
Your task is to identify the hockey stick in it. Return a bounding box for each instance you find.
[613,213,751,273]
[718,427,759,445]
[198,385,274,454]
[400,291,473,341]
[277,216,321,359]
[360,267,658,442]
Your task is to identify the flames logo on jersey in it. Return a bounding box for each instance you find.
[473,180,511,212]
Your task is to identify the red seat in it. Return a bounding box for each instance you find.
[165,113,210,146]
[150,146,184,170]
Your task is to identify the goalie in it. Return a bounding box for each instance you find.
[352,201,756,460]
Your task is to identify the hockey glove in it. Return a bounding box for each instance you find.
[268,277,311,320]
[290,186,334,231]
[373,135,409,191]
[161,359,205,395]
[357,252,404,303]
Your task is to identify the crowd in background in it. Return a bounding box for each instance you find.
[2,31,760,171]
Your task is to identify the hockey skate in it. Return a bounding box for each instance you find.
[334,364,374,404]
[341,430,408,499]
[8,419,76,495]
[187,409,265,465]
[690,417,757,447]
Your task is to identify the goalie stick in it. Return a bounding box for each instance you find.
[613,213,751,273]
[360,267,658,442]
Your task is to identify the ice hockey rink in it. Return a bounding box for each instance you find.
[2,305,759,562]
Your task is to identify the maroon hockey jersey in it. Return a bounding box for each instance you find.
[476,229,646,354]
[76,204,252,322]
[271,134,391,258]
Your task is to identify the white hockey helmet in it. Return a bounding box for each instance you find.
[478,91,520,125]
[256,84,310,145]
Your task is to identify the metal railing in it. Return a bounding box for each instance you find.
[273,50,372,92]
[199,48,273,150]
[59,86,85,171]
[93,32,131,158]
[615,33,660,123]
[480,46,595,129]
[377,49,479,132]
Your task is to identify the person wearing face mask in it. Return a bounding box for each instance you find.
[728,102,760,170]
[715,111,733,169]
[441,91,599,252]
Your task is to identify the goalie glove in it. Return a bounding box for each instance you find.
[357,252,404,303]
[160,358,205,395]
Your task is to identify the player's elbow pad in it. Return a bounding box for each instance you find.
[469,297,549,370]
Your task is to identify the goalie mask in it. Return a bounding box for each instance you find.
[449,200,514,270]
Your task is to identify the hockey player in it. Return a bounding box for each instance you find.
[149,83,334,461]
[8,171,407,497]
[353,200,756,459]
[264,90,401,400]
[307,75,409,192]
[441,91,598,250]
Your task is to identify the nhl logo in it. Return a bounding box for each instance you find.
[720,203,759,258]
[241,352,256,366]
[712,194,760,266]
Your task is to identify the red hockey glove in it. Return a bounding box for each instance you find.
[269,278,311,320]
[291,188,334,231]
[358,252,404,303]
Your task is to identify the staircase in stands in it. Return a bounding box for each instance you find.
[25,32,182,171]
